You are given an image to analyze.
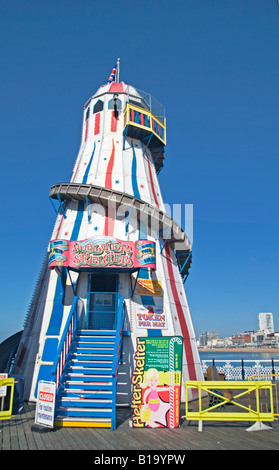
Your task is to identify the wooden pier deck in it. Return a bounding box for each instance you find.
[1,401,279,451]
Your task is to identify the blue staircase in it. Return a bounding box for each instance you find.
[52,297,125,429]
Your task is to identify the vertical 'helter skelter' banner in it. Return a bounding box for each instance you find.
[131,336,183,428]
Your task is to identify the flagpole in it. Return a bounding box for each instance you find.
[117,58,120,83]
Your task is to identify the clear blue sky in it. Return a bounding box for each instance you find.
[0,0,278,343]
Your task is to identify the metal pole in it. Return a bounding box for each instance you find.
[117,57,120,83]
[241,359,245,380]
[272,358,275,376]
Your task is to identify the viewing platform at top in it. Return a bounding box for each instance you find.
[123,87,166,173]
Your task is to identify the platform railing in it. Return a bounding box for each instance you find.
[51,296,78,390]
[111,297,125,430]
[123,103,166,146]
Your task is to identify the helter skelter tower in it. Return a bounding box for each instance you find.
[13,61,203,428]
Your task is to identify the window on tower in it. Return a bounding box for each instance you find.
[108,97,122,111]
[93,100,104,113]
[85,107,90,120]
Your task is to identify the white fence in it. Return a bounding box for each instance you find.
[201,359,279,381]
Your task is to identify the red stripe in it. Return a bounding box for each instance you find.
[111,111,117,132]
[105,139,115,189]
[104,139,116,236]
[84,120,88,141]
[164,242,197,380]
[94,113,100,135]
[147,156,159,208]
[104,205,115,236]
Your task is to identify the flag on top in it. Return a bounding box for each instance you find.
[108,64,117,83]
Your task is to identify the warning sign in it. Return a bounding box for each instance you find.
[35,381,56,428]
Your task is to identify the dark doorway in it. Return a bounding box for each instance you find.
[86,274,118,330]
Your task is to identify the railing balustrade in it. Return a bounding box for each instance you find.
[201,358,279,381]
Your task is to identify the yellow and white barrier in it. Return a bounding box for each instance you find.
[185,380,274,431]
[0,378,15,420]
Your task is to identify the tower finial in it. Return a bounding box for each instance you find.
[117,57,120,83]
[107,59,120,84]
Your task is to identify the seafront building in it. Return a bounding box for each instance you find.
[258,312,274,334]
[6,63,203,428]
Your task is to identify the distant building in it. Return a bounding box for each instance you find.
[206,330,218,343]
[199,334,206,347]
[251,331,265,345]
[231,332,251,346]
[258,312,274,334]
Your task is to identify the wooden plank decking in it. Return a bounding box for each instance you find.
[1,401,279,451]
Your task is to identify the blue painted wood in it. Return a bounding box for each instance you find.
[57,408,112,418]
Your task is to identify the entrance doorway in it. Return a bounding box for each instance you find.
[86,274,118,330]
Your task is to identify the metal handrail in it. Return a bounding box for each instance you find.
[111,297,125,429]
[51,296,78,389]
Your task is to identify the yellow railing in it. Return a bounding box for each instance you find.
[0,378,15,420]
[123,103,166,146]
[248,374,279,417]
[185,380,274,424]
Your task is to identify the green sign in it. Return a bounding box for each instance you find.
[131,336,183,428]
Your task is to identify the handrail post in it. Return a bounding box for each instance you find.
[272,358,275,377]
[241,359,245,380]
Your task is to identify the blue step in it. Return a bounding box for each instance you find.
[69,362,113,369]
[79,330,116,336]
[71,348,114,354]
[64,373,113,382]
[60,390,113,399]
[56,407,112,418]
[58,397,112,408]
[69,355,113,362]
[65,382,113,391]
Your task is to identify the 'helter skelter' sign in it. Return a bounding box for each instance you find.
[131,336,183,428]
[48,236,156,271]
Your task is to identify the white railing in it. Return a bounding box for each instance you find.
[201,359,279,381]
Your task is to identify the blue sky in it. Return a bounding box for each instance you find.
[0,0,278,343]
